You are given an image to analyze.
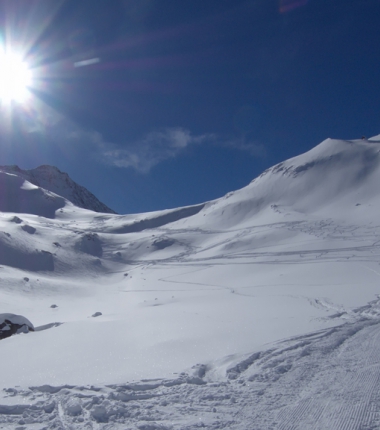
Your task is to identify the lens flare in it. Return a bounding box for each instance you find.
[0,48,32,103]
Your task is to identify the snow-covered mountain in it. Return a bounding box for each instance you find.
[0,165,116,214]
[1,136,380,429]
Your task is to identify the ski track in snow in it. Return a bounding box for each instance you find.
[2,307,380,429]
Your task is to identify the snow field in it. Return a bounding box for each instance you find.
[1,309,380,429]
[1,137,380,428]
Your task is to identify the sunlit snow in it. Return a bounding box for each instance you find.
[1,136,380,428]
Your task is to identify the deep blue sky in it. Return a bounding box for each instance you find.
[0,0,379,214]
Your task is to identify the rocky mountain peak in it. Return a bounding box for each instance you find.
[0,165,116,214]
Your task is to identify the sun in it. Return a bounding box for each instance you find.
[0,48,32,104]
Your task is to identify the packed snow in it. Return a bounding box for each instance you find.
[1,136,380,428]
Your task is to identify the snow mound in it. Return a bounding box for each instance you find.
[0,172,65,218]
[0,313,34,340]
[0,313,34,328]
[75,233,103,257]
[0,231,54,271]
[152,237,175,250]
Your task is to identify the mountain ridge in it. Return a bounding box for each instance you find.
[0,164,116,214]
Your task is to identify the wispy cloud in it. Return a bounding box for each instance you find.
[102,128,213,173]
[23,102,265,173]
[101,128,266,173]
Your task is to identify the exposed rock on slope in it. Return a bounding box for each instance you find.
[0,165,116,214]
[0,314,34,340]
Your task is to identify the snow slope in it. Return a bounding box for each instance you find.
[1,136,380,429]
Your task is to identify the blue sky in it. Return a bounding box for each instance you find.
[0,0,379,214]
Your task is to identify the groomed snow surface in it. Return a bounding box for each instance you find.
[1,137,380,428]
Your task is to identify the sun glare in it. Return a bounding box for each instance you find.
[0,48,32,104]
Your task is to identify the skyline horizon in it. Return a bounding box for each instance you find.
[0,0,379,214]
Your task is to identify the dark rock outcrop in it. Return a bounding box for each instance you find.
[0,313,34,340]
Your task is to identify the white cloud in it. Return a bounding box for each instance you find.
[101,128,267,173]
[22,102,265,173]
[102,128,214,173]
